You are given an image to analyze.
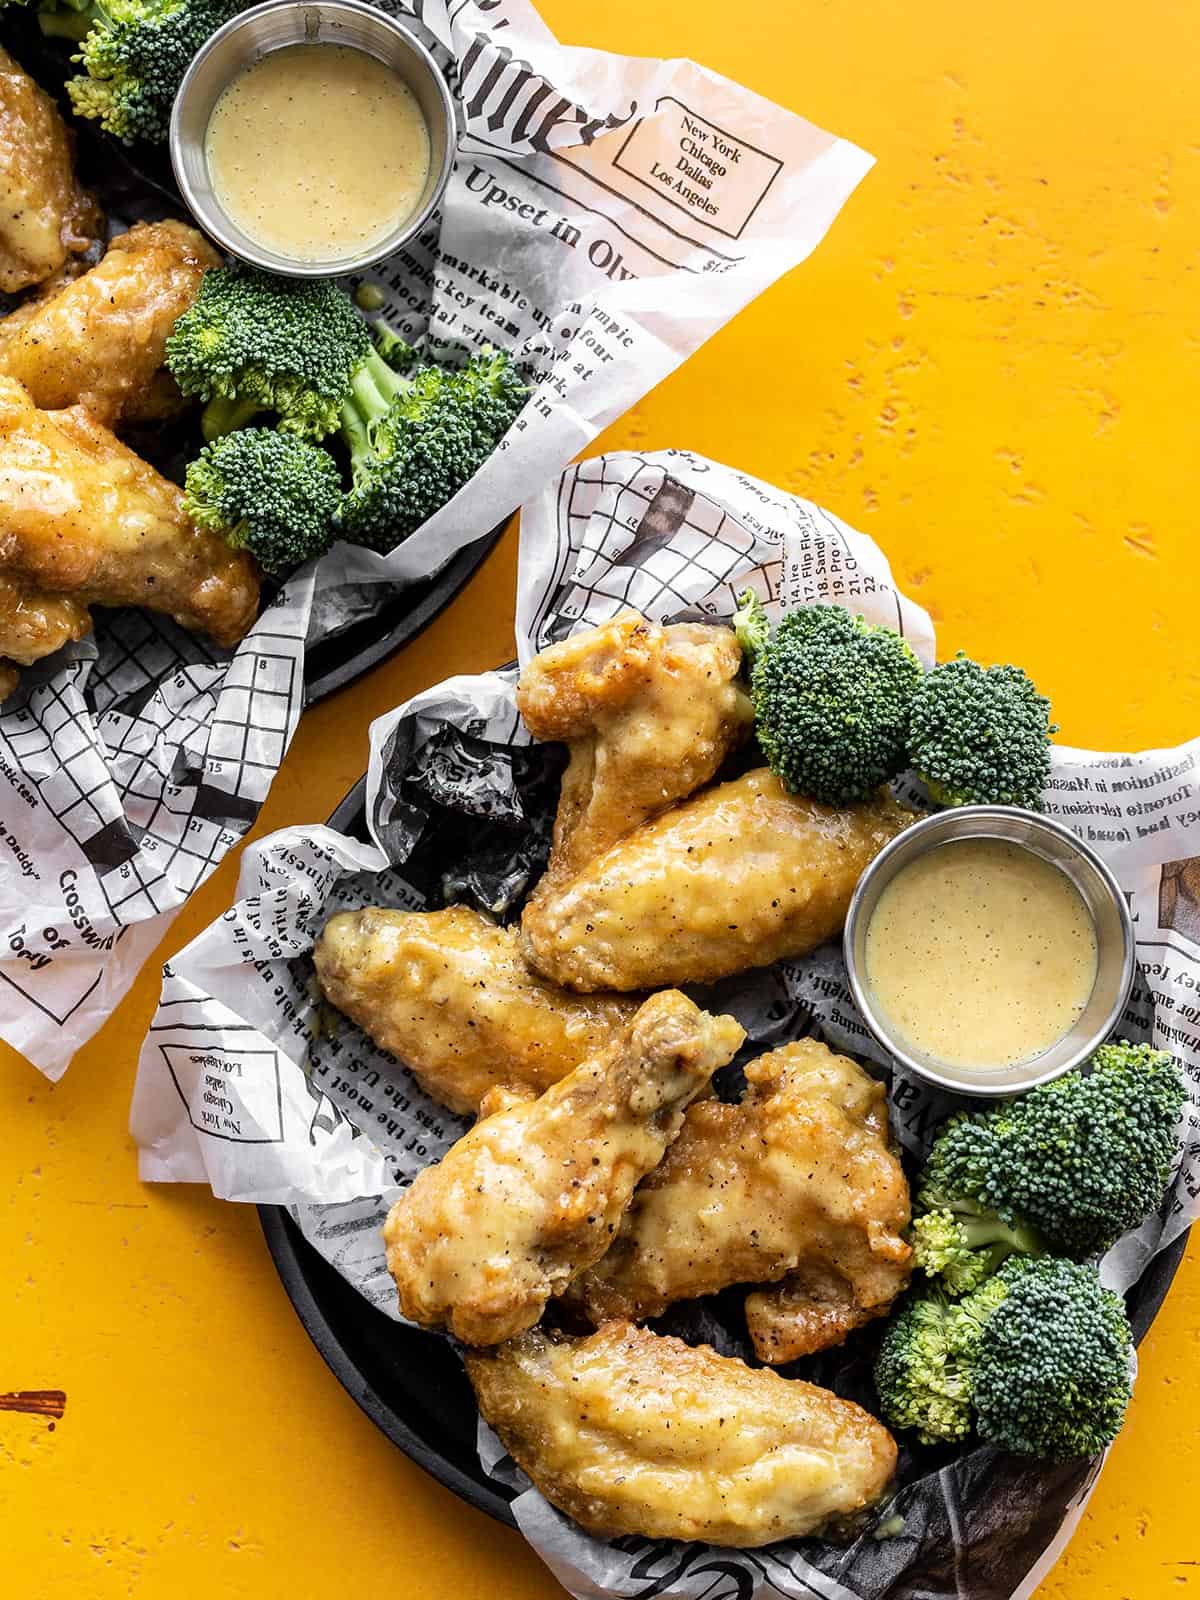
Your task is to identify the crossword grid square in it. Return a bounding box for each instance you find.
[220,688,251,723]
[207,723,247,761]
[250,695,290,733]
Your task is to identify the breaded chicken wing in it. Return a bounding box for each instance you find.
[0,377,259,689]
[746,1263,899,1366]
[0,221,219,426]
[313,905,638,1116]
[466,1321,897,1545]
[518,613,751,894]
[521,768,914,992]
[0,47,100,293]
[570,1039,912,1358]
[383,991,744,1346]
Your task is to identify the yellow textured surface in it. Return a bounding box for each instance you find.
[3,0,1199,1594]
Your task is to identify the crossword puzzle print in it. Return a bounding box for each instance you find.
[0,581,309,1079]
[549,454,779,631]
[518,450,934,665]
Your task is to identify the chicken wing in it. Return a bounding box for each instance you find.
[466,1321,897,1545]
[521,768,915,992]
[313,905,638,1116]
[570,1038,911,1358]
[518,612,751,895]
[0,46,100,293]
[382,991,744,1346]
[0,221,219,426]
[0,377,259,688]
[746,1263,897,1366]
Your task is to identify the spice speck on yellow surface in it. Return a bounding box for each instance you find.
[3,1,1199,1595]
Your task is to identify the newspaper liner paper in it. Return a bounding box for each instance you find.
[0,0,872,1079]
[132,452,1200,1600]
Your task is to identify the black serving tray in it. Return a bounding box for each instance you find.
[258,776,1189,1528]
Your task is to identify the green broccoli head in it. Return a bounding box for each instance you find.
[907,651,1057,810]
[63,0,247,144]
[980,1041,1187,1258]
[971,1257,1133,1459]
[873,1291,976,1446]
[748,603,922,807]
[165,266,372,441]
[914,1042,1186,1285]
[183,427,341,576]
[732,588,770,664]
[336,343,527,553]
[876,1258,1132,1459]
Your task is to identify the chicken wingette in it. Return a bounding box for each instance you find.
[313,905,637,1116]
[570,1038,912,1361]
[521,768,915,991]
[0,376,259,694]
[0,221,219,426]
[466,1322,898,1546]
[517,611,751,895]
[382,991,744,1346]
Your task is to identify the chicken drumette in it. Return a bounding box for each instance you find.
[382,991,744,1346]
[570,1037,912,1362]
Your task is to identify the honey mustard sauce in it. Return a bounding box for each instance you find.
[864,837,1098,1071]
[205,44,431,262]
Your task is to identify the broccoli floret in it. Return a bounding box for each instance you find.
[746,604,921,806]
[872,1289,980,1445]
[370,318,419,373]
[913,1041,1186,1291]
[876,1257,1132,1458]
[42,0,249,144]
[907,652,1057,809]
[335,342,527,553]
[165,266,372,442]
[183,428,341,575]
[972,1257,1133,1459]
[732,588,770,664]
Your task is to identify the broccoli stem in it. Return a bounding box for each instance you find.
[202,393,268,443]
[351,349,407,420]
[950,1207,1045,1260]
[339,348,412,475]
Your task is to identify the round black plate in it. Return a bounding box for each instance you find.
[259,1204,515,1525]
[302,527,506,705]
[0,20,508,707]
[260,776,515,1525]
[259,775,1190,1527]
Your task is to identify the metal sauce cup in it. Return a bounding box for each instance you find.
[844,806,1135,1097]
[170,0,455,277]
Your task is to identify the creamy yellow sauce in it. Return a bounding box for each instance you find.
[864,838,1098,1071]
[205,44,431,262]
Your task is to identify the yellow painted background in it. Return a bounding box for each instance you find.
[3,0,1200,1593]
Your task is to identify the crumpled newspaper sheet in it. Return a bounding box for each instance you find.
[131,451,1200,1600]
[0,0,872,1079]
